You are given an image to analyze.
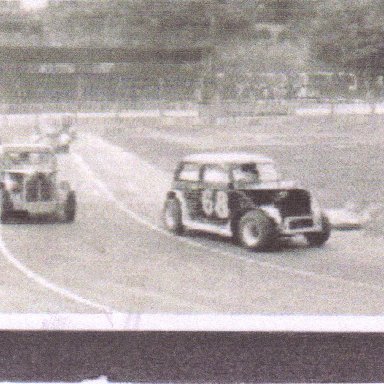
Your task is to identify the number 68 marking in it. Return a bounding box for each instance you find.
[201,190,229,219]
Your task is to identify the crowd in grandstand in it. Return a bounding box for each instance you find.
[2,70,384,107]
[214,71,384,102]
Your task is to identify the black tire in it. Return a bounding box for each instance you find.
[64,191,76,223]
[163,198,184,235]
[305,214,331,247]
[0,191,12,224]
[0,211,8,223]
[237,209,277,250]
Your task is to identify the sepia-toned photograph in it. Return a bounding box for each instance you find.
[0,0,383,382]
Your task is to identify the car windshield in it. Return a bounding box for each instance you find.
[233,162,280,183]
[3,151,54,168]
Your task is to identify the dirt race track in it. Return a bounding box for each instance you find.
[1,114,384,314]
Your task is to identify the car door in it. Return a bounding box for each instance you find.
[200,164,231,223]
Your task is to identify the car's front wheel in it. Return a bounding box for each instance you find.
[237,209,277,250]
[163,198,183,235]
[305,215,331,247]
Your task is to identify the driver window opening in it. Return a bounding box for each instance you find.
[233,163,260,183]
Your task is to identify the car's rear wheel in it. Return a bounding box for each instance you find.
[163,198,183,235]
[305,214,331,247]
[237,209,277,250]
[63,191,76,223]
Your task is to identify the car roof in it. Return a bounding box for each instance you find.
[1,144,53,153]
[182,152,273,164]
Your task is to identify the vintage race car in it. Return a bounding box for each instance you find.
[33,127,76,153]
[163,152,330,250]
[0,144,76,223]
[32,116,76,153]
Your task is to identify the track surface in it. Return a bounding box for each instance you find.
[1,132,383,314]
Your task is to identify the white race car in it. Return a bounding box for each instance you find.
[0,144,76,222]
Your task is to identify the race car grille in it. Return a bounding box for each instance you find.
[277,190,311,217]
[26,174,54,202]
[289,218,314,230]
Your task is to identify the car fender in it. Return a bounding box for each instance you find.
[168,189,191,223]
[310,196,323,225]
[259,205,283,225]
[57,181,71,202]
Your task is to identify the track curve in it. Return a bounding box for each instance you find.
[1,133,383,314]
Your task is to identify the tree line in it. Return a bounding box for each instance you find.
[2,0,383,75]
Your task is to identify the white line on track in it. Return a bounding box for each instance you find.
[0,227,116,313]
[0,152,206,314]
[72,152,384,294]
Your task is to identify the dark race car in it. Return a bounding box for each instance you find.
[163,152,330,250]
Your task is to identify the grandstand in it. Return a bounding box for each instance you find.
[0,46,214,112]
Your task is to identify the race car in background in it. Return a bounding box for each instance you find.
[32,115,76,153]
[163,152,331,250]
[0,144,76,223]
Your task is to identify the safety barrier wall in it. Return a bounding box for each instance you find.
[1,100,384,137]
